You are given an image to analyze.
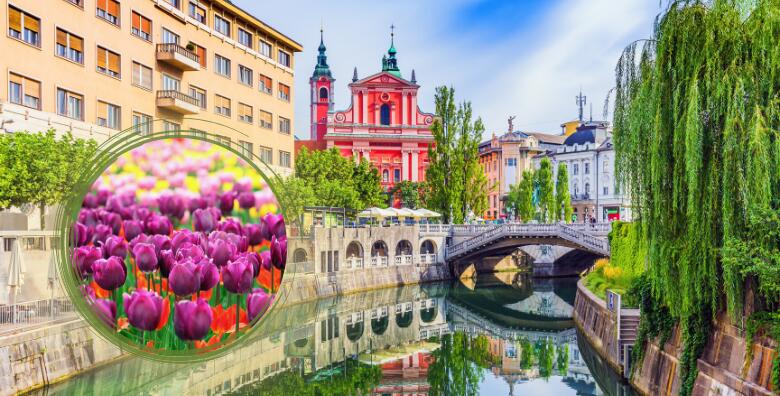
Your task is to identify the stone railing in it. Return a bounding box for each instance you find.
[287,261,314,274]
[393,255,414,266]
[370,256,389,267]
[445,223,610,259]
[418,253,438,265]
[346,257,363,269]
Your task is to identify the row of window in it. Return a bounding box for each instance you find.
[212,55,291,102]
[381,168,403,183]
[53,1,293,68]
[9,68,291,135]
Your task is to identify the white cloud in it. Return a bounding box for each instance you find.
[237,0,658,139]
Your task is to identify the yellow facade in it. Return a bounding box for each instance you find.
[0,0,301,174]
[560,120,580,136]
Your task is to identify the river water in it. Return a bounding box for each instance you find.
[32,273,635,395]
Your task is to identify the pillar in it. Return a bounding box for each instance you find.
[402,92,408,126]
[401,150,409,181]
[362,90,369,123]
[411,151,419,182]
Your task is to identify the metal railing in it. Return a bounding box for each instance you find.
[156,90,200,107]
[0,298,75,332]
[156,43,200,64]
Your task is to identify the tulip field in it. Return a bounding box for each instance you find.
[70,139,286,353]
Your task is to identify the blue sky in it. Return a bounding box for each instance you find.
[236,0,660,139]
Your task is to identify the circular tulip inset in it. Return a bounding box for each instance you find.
[70,138,285,358]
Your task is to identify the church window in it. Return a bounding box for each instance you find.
[382,169,389,182]
[319,87,328,100]
[380,104,391,126]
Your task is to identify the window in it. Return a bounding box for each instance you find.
[188,86,206,109]
[238,140,253,158]
[603,160,609,172]
[132,112,152,135]
[259,40,272,58]
[65,0,84,6]
[163,0,180,8]
[259,110,272,129]
[56,88,84,120]
[394,169,401,182]
[573,163,579,175]
[163,120,180,132]
[259,74,272,94]
[190,128,206,138]
[131,12,152,41]
[279,151,291,168]
[192,43,207,68]
[188,2,206,24]
[603,186,609,195]
[162,74,180,91]
[56,29,84,64]
[238,65,253,86]
[96,0,120,26]
[214,15,230,37]
[215,135,230,146]
[279,117,291,134]
[8,6,41,47]
[237,28,252,48]
[380,104,390,125]
[584,162,590,174]
[97,46,121,78]
[8,73,41,109]
[382,170,389,182]
[319,87,328,100]
[131,62,153,90]
[278,83,290,101]
[506,158,517,167]
[214,94,231,117]
[97,101,121,129]
[162,28,180,44]
[259,146,272,164]
[238,103,253,123]
[278,50,291,67]
[215,54,231,77]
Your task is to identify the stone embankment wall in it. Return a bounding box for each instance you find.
[572,279,622,374]
[0,318,122,395]
[632,313,777,396]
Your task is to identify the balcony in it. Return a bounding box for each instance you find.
[155,43,200,71]
[156,90,200,114]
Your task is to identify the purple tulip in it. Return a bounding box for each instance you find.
[196,259,220,291]
[173,299,213,341]
[217,218,243,235]
[188,196,208,213]
[72,246,103,276]
[160,249,176,277]
[133,206,152,222]
[145,214,172,236]
[262,213,285,240]
[103,235,128,259]
[82,194,98,209]
[176,243,205,262]
[222,257,254,294]
[123,220,144,242]
[73,222,89,247]
[237,192,256,210]
[192,208,221,233]
[92,256,127,291]
[94,298,117,328]
[245,223,264,246]
[246,288,272,322]
[171,230,197,254]
[240,252,261,277]
[102,211,123,235]
[169,259,201,296]
[208,238,237,267]
[258,250,272,271]
[123,290,164,331]
[79,208,100,228]
[96,189,111,206]
[133,243,158,273]
[158,193,186,221]
[105,195,125,214]
[151,234,172,256]
[270,236,287,269]
[218,191,236,214]
[92,224,113,245]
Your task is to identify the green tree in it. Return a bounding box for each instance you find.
[390,181,422,208]
[426,86,489,223]
[0,130,97,229]
[535,158,556,222]
[555,163,573,222]
[508,170,535,222]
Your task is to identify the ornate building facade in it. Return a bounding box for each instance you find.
[306,30,436,191]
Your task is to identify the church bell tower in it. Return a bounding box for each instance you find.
[310,28,334,141]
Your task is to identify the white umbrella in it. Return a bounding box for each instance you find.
[7,239,25,321]
[357,207,395,219]
[392,208,417,218]
[414,208,442,218]
[47,251,58,289]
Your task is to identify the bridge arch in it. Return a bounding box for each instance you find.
[371,315,389,335]
[346,320,364,342]
[292,248,307,263]
[396,310,413,328]
[346,241,363,258]
[420,239,437,255]
[420,306,438,323]
[395,240,413,256]
[371,241,388,257]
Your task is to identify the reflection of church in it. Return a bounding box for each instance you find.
[299,27,436,194]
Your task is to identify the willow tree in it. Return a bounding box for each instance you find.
[555,163,573,222]
[613,1,780,393]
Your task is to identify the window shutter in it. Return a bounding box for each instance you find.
[143,66,152,87]
[97,102,107,119]
[71,35,83,52]
[24,78,40,98]
[56,29,68,47]
[196,46,206,67]
[8,8,21,31]
[26,15,40,33]
[108,0,119,16]
[141,16,151,34]
[97,0,108,11]
[97,47,107,69]
[132,63,141,84]
[9,73,23,85]
[108,51,120,73]
[132,12,140,30]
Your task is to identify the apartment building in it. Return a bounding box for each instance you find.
[0,0,301,174]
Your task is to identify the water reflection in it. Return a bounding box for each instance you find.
[34,274,634,396]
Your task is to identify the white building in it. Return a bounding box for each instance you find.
[533,121,632,223]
